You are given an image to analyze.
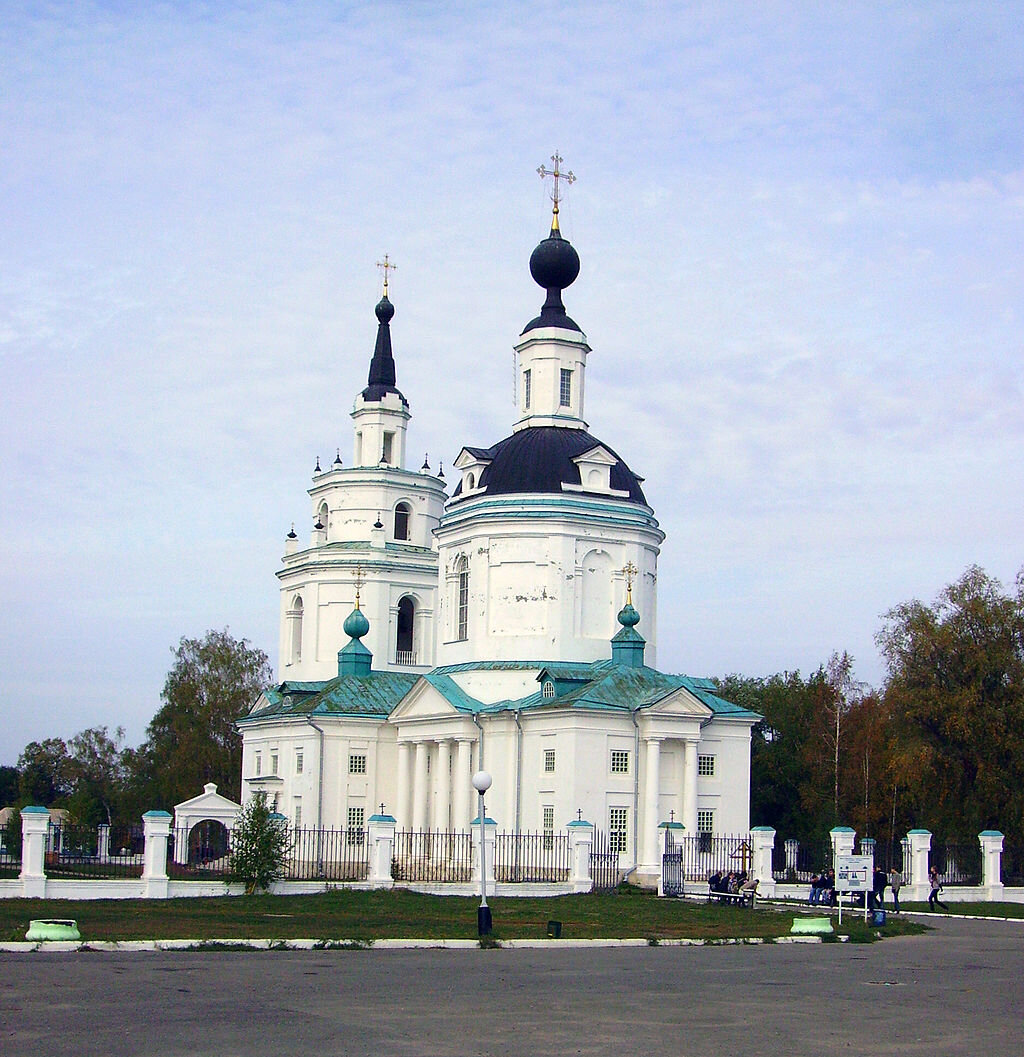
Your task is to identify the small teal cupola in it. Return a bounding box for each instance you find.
[338,570,372,677]
[611,561,645,668]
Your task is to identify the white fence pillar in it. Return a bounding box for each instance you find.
[830,826,856,860]
[750,826,776,897]
[979,830,1004,901]
[907,829,932,901]
[19,807,50,899]
[142,811,172,898]
[568,820,594,892]
[784,838,799,876]
[97,824,111,862]
[367,813,396,886]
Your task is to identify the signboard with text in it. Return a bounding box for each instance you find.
[835,854,872,892]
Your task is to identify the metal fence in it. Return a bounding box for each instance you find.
[931,841,982,885]
[285,826,369,881]
[0,840,20,878]
[771,839,833,882]
[44,823,144,880]
[393,830,474,882]
[169,823,233,880]
[591,829,622,891]
[494,831,570,882]
[1002,842,1024,885]
[668,833,756,883]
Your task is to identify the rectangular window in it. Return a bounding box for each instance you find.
[270,793,279,813]
[294,801,302,827]
[543,805,555,849]
[610,749,630,774]
[457,567,469,641]
[697,810,714,832]
[349,753,367,775]
[559,368,572,407]
[347,806,365,844]
[270,752,279,776]
[697,754,715,777]
[609,806,629,853]
[295,749,304,775]
[544,749,556,773]
[254,753,262,777]
[382,431,394,464]
[523,369,531,409]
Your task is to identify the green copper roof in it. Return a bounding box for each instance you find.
[242,671,418,721]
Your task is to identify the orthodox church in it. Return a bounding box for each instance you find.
[240,166,758,884]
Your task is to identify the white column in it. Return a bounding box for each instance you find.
[19,807,50,899]
[412,741,429,831]
[750,826,777,897]
[682,738,699,834]
[455,739,473,829]
[366,813,396,886]
[568,820,594,892]
[142,810,172,899]
[979,831,1005,901]
[642,737,661,868]
[434,739,452,831]
[395,741,411,828]
[907,828,932,900]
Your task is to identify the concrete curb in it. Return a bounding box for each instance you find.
[0,934,843,953]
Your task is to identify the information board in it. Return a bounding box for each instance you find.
[835,854,872,892]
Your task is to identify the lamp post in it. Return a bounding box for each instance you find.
[472,769,492,936]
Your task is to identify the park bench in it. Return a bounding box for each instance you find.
[707,880,758,907]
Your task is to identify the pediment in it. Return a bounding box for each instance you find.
[388,678,460,723]
[572,445,617,467]
[643,687,714,720]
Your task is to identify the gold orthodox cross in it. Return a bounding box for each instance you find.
[353,564,365,609]
[537,152,576,227]
[622,561,638,604]
[376,254,397,295]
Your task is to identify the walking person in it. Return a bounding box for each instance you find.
[928,865,949,911]
[889,865,902,913]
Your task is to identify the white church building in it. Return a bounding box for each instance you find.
[239,175,759,885]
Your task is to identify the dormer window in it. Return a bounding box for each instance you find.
[542,680,555,699]
[564,446,630,498]
[559,368,572,407]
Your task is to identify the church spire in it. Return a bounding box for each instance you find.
[362,255,407,405]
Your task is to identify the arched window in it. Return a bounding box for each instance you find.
[396,596,415,664]
[394,502,411,541]
[542,680,555,699]
[317,502,329,533]
[288,596,303,664]
[466,472,475,491]
[456,556,469,641]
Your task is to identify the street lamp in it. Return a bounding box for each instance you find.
[472,769,492,936]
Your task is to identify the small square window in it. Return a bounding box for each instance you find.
[610,749,630,774]
[347,807,365,844]
[544,749,556,773]
[697,809,715,833]
[349,753,367,775]
[698,754,715,777]
[609,806,628,853]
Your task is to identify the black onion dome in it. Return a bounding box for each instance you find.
[522,229,582,333]
[452,427,647,504]
[362,294,408,405]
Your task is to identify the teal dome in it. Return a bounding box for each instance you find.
[343,607,370,640]
[617,602,640,628]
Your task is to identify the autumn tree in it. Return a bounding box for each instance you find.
[131,630,272,810]
[877,566,1024,845]
[17,738,73,805]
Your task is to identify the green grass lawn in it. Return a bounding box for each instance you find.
[0,886,926,944]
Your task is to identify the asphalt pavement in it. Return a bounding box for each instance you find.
[2,915,1021,1056]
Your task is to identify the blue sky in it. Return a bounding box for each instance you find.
[1,1,1021,766]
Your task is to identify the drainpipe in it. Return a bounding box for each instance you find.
[513,710,523,838]
[305,715,326,877]
[472,712,485,770]
[630,706,641,871]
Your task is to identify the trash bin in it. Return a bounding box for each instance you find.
[871,910,887,926]
[547,920,562,938]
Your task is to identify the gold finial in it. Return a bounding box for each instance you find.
[353,565,365,610]
[622,561,638,605]
[537,151,576,232]
[376,254,397,296]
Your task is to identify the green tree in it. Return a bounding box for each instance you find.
[228,792,291,894]
[0,765,19,807]
[877,565,1024,845]
[17,738,72,805]
[133,630,272,810]
[66,726,128,826]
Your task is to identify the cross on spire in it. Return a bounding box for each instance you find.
[353,565,365,609]
[622,561,638,605]
[537,151,576,231]
[376,254,397,296]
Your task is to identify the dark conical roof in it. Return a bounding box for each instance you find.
[452,427,647,504]
[362,294,408,405]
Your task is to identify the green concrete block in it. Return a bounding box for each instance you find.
[791,916,833,935]
[26,919,81,941]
